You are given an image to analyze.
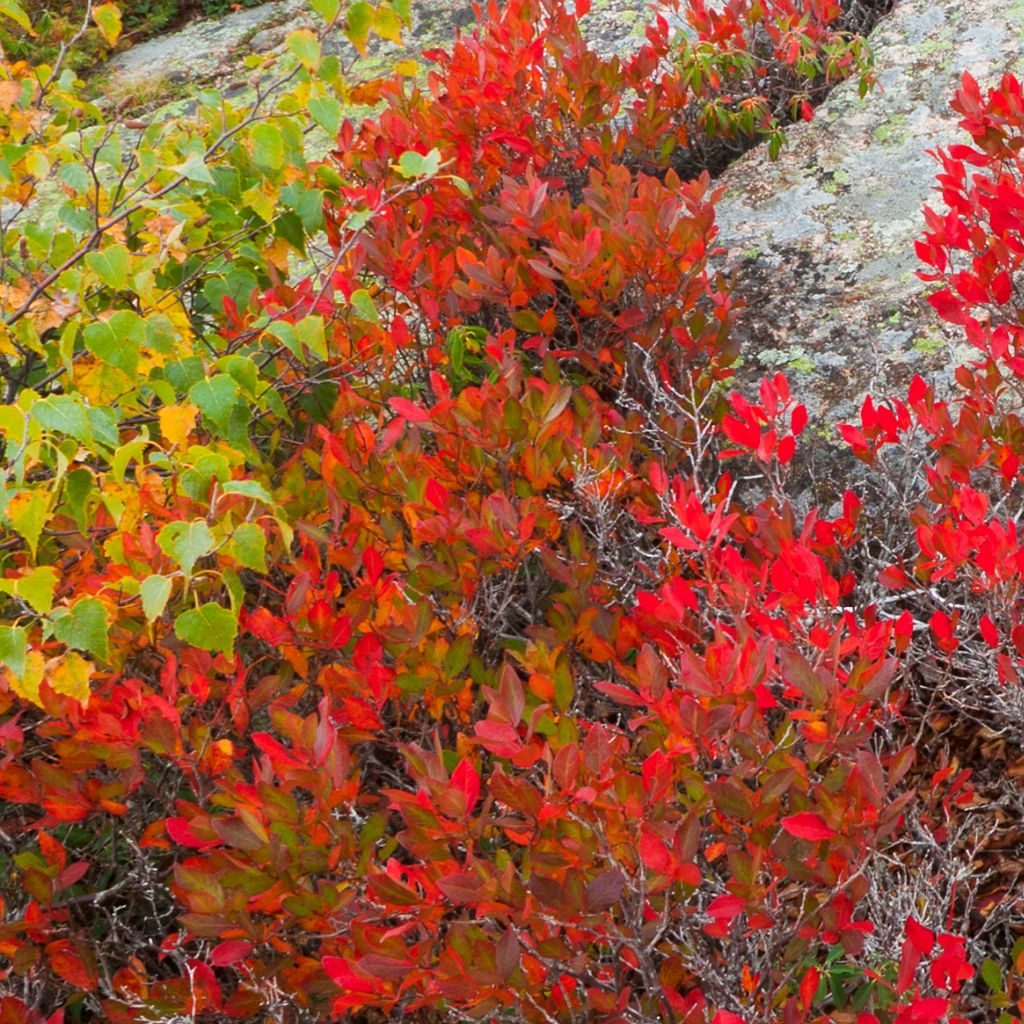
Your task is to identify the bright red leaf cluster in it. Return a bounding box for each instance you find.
[0,2,1021,1023]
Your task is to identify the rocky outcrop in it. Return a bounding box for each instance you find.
[100,0,1021,435]
[714,0,1024,427]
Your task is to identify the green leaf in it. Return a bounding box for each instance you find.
[396,149,440,179]
[83,310,142,377]
[308,95,342,137]
[157,519,215,579]
[0,566,60,615]
[251,123,285,173]
[345,0,373,54]
[189,375,240,433]
[85,244,130,291]
[230,522,267,571]
[309,0,340,20]
[64,468,93,532]
[228,524,266,573]
[174,151,216,185]
[223,567,244,612]
[52,598,109,661]
[350,288,380,324]
[222,480,273,502]
[0,0,31,32]
[110,439,149,484]
[32,395,92,444]
[175,603,238,657]
[295,315,327,359]
[981,959,1004,994]
[140,575,173,622]
[0,626,27,678]
[396,150,425,178]
[287,29,321,70]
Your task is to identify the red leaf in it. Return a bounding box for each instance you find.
[780,812,836,841]
[474,719,522,756]
[584,870,625,912]
[211,940,253,967]
[388,396,431,422]
[904,916,935,955]
[166,817,219,849]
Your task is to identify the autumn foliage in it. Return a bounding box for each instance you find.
[0,0,1022,1020]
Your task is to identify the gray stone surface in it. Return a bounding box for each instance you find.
[103,0,311,87]
[714,0,1024,427]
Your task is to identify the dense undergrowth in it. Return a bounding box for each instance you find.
[0,0,267,73]
[0,0,1022,1021]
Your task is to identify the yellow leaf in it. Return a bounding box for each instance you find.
[74,358,132,406]
[6,489,50,559]
[0,322,18,357]
[394,60,420,77]
[92,2,122,46]
[158,403,198,449]
[263,235,292,270]
[48,651,93,705]
[8,650,45,707]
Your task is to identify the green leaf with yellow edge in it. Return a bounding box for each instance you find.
[373,5,403,43]
[6,490,49,559]
[49,652,93,705]
[110,439,149,484]
[175,603,237,657]
[287,29,321,71]
[309,0,340,21]
[9,651,45,706]
[0,0,32,32]
[295,315,328,359]
[51,598,109,661]
[345,0,373,55]
[229,522,267,571]
[85,244,131,291]
[8,566,59,615]
[223,567,244,613]
[140,575,173,622]
[92,2,122,45]
[157,519,214,579]
[0,626,27,679]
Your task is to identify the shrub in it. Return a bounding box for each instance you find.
[0,0,1015,1022]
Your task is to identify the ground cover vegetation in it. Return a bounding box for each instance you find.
[0,0,267,73]
[0,0,1021,1020]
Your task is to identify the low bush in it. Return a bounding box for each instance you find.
[0,0,1020,1021]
